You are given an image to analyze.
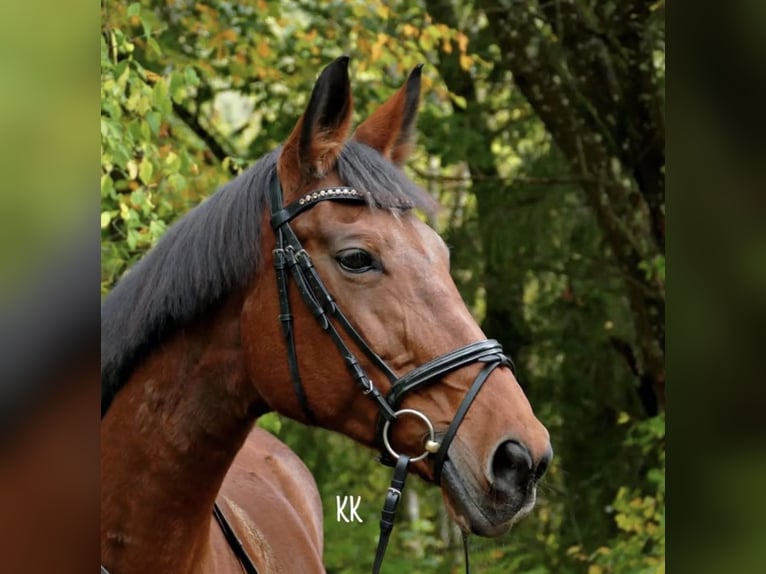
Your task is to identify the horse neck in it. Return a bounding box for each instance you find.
[101,294,265,574]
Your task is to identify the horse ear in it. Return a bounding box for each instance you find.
[278,56,353,193]
[354,64,423,165]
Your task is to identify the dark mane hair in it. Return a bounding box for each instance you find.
[101,141,436,415]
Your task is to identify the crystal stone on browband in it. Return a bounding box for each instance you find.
[297,188,360,206]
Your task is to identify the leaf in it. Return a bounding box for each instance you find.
[126,159,139,180]
[165,151,181,172]
[149,220,167,238]
[153,79,171,115]
[169,173,187,191]
[100,174,115,198]
[401,24,418,37]
[101,212,112,229]
[257,413,282,434]
[130,189,146,207]
[126,229,140,250]
[147,37,163,57]
[449,92,467,110]
[146,112,161,135]
[617,411,630,425]
[457,32,469,53]
[139,159,154,184]
[127,3,141,17]
[184,66,200,87]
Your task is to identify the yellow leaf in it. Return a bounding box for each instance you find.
[376,3,389,19]
[442,39,453,54]
[457,32,469,53]
[126,159,138,180]
[459,53,473,71]
[617,411,630,424]
[594,546,611,556]
[144,70,162,84]
[402,24,418,37]
[257,40,271,59]
[588,566,603,574]
[449,92,467,109]
[371,43,382,62]
[371,33,388,63]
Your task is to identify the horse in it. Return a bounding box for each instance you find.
[101,56,553,574]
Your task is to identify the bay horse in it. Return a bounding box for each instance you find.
[101,57,552,573]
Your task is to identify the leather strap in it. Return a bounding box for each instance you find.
[213,502,259,574]
[432,360,503,484]
[372,455,410,574]
[462,531,471,574]
[274,235,316,422]
[270,186,366,229]
[377,340,512,468]
[387,340,508,405]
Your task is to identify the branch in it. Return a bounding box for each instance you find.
[170,101,238,176]
[610,337,659,417]
[133,65,238,176]
[409,165,625,187]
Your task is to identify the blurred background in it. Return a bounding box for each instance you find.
[99,1,665,572]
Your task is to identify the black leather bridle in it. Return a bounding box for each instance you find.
[266,172,514,573]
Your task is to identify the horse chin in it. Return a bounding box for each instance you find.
[439,459,536,538]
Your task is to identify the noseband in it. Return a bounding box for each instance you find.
[266,172,514,573]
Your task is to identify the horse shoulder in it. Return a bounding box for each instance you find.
[214,427,325,573]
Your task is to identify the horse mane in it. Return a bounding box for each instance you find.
[101,141,436,415]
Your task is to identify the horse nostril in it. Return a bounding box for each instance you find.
[491,440,533,492]
[534,445,554,482]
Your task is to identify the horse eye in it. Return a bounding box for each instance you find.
[336,249,376,273]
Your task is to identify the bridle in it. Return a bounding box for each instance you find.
[265,171,514,573]
[101,172,515,574]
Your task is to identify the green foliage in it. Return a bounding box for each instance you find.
[101,21,222,291]
[568,415,665,574]
[102,1,665,572]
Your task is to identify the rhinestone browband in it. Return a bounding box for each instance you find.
[297,187,361,205]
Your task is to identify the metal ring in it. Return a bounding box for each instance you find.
[382,409,437,463]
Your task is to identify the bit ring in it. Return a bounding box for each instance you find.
[382,409,440,462]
